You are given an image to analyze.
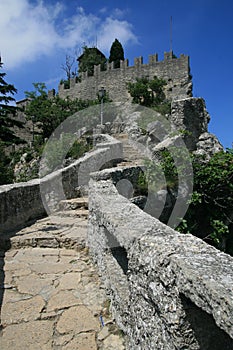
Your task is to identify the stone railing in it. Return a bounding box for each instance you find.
[88,166,233,349]
[0,134,122,234]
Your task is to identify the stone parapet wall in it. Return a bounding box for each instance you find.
[0,135,123,234]
[88,166,233,349]
[58,52,192,102]
[0,179,45,234]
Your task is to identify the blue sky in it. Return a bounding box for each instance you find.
[0,0,232,148]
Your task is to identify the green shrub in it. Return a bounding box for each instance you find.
[177,150,233,255]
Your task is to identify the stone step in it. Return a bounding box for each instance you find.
[59,197,89,211]
[0,214,88,251]
[113,134,145,167]
[113,133,128,140]
[2,231,86,250]
[59,209,89,219]
[114,133,145,165]
[117,160,143,167]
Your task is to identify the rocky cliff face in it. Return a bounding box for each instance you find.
[194,132,224,159]
[112,97,223,159]
[170,97,210,151]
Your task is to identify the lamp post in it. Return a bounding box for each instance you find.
[98,87,106,125]
[31,115,35,145]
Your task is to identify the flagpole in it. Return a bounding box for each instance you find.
[170,16,173,53]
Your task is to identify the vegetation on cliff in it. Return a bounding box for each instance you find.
[0,60,25,184]
[0,61,23,145]
[0,80,101,183]
[25,83,96,141]
[138,148,233,256]
[127,76,171,115]
[178,150,233,254]
[128,75,233,255]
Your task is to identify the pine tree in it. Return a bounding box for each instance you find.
[109,39,124,68]
[0,59,23,144]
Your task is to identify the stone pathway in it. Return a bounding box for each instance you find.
[114,133,145,167]
[0,198,125,349]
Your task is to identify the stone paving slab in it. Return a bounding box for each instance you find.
[0,210,126,349]
[0,213,88,251]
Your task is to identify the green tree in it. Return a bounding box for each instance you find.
[177,151,233,255]
[0,60,25,185]
[25,83,50,140]
[25,83,97,141]
[128,77,152,106]
[148,76,166,104]
[0,60,23,144]
[78,47,107,76]
[109,39,124,68]
[0,141,14,185]
[127,76,170,114]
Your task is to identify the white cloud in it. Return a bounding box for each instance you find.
[44,75,63,87]
[0,0,60,67]
[111,8,129,19]
[99,7,108,14]
[0,0,138,69]
[98,18,137,52]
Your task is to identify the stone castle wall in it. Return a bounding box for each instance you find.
[58,52,192,102]
[14,51,192,146]
[88,166,233,349]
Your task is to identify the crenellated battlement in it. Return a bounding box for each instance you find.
[58,51,192,102]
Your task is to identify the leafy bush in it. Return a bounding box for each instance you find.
[177,151,233,255]
[67,137,92,159]
[78,46,107,76]
[0,142,14,185]
[25,83,99,141]
[60,79,70,89]
[127,76,170,114]
[41,133,93,175]
[137,150,179,195]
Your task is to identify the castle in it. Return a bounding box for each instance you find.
[14,50,193,146]
[2,48,233,348]
[58,51,193,102]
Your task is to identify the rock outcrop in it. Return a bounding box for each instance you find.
[194,132,224,159]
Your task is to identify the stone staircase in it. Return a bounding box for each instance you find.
[0,196,126,350]
[0,197,90,252]
[0,133,147,349]
[114,133,146,167]
[58,197,89,220]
